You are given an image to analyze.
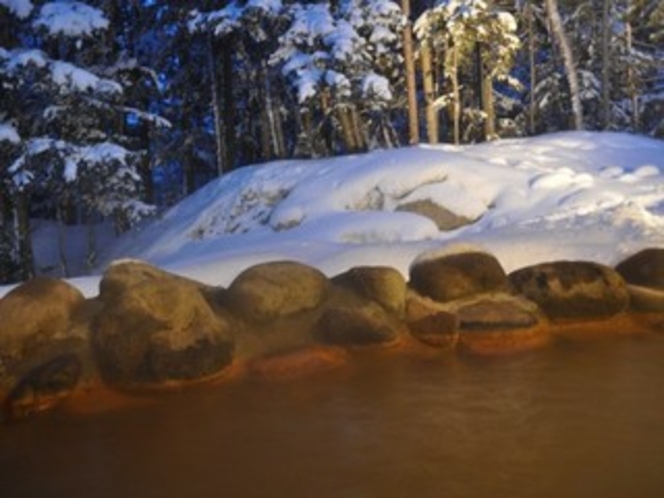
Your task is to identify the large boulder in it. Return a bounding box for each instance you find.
[409,249,508,303]
[314,301,403,346]
[615,248,664,290]
[509,261,630,322]
[0,277,87,420]
[332,266,406,317]
[92,277,235,386]
[99,259,211,302]
[456,294,549,355]
[405,290,458,349]
[226,261,329,323]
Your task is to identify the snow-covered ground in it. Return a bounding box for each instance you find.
[6,131,664,298]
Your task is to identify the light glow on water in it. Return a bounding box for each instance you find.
[2,335,664,498]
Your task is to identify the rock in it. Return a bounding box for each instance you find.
[226,261,328,323]
[625,285,664,314]
[409,249,508,303]
[92,277,235,386]
[3,354,81,421]
[99,259,208,301]
[314,302,402,346]
[456,295,550,355]
[332,266,406,316]
[615,248,664,291]
[0,277,87,419]
[405,290,458,349]
[397,199,475,231]
[509,261,630,322]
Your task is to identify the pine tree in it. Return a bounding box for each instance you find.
[0,1,162,280]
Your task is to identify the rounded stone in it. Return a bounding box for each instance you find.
[314,302,401,346]
[92,277,235,386]
[226,261,328,323]
[0,277,86,419]
[455,295,549,355]
[615,248,664,291]
[405,290,459,349]
[332,266,406,316]
[509,261,630,322]
[409,250,508,303]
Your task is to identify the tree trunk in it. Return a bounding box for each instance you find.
[56,204,69,278]
[401,0,420,145]
[338,106,359,152]
[207,33,227,176]
[450,42,461,145]
[600,0,612,129]
[421,40,439,144]
[15,194,34,280]
[222,42,236,170]
[625,18,640,130]
[527,2,537,134]
[86,210,97,273]
[545,0,584,130]
[476,43,495,141]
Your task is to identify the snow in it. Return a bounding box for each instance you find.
[0,122,20,144]
[0,0,32,19]
[2,131,664,299]
[33,1,109,38]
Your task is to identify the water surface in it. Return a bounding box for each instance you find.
[3,335,664,498]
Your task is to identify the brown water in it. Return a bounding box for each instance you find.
[3,335,664,498]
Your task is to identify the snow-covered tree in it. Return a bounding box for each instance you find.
[0,1,162,279]
[415,0,521,143]
[270,0,405,153]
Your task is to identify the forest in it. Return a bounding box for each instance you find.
[0,0,663,284]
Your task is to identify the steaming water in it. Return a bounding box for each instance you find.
[3,335,664,498]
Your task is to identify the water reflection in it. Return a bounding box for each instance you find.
[2,335,664,498]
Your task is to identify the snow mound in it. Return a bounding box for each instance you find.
[3,131,662,299]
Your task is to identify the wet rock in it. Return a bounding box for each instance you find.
[409,249,508,303]
[405,290,458,349]
[397,199,475,231]
[92,277,235,386]
[625,285,664,314]
[314,302,402,346]
[3,354,81,421]
[332,266,406,316]
[0,278,87,418]
[509,261,630,322]
[615,248,664,291]
[226,261,328,323]
[456,295,549,355]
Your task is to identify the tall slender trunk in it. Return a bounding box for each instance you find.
[527,2,537,134]
[546,0,584,130]
[86,211,97,273]
[208,33,226,176]
[402,0,420,145]
[15,194,34,280]
[625,17,640,130]
[338,106,359,152]
[600,0,612,129]
[476,43,495,141]
[421,40,439,144]
[261,62,286,159]
[450,41,461,145]
[56,204,69,278]
[222,42,236,170]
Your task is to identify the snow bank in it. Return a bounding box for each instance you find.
[3,131,664,298]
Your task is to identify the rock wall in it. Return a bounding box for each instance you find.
[1,247,663,421]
